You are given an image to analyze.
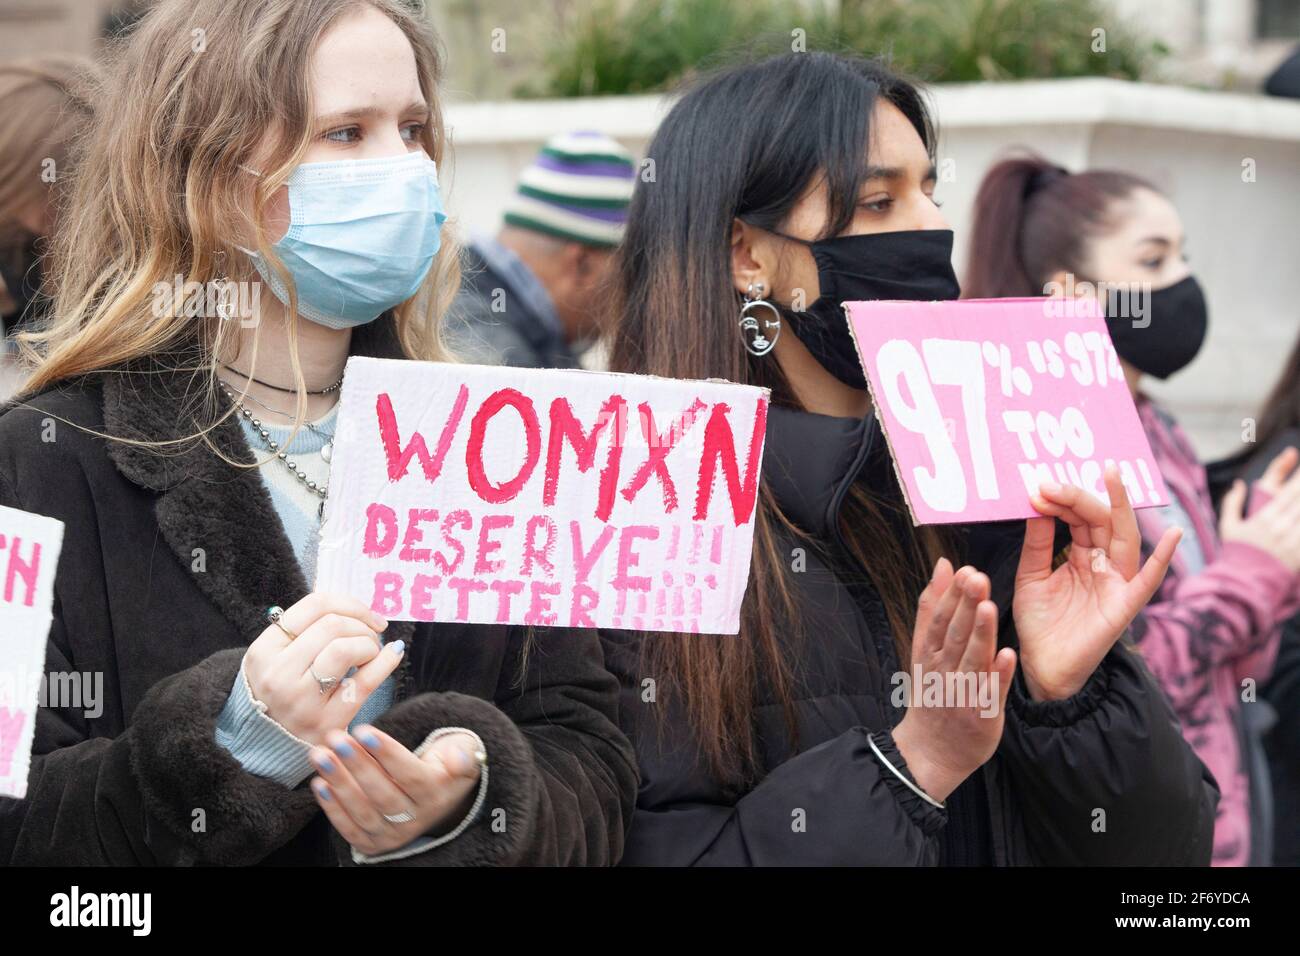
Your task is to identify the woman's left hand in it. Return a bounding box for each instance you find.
[1012,463,1181,702]
[309,726,483,857]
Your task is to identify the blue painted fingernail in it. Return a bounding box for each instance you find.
[315,754,335,774]
[389,639,406,656]
[314,783,331,801]
[358,729,380,749]
[333,738,355,758]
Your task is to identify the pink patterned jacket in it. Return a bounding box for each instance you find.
[1131,396,1298,866]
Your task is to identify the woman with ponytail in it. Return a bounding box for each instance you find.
[967,153,1300,866]
[599,54,1215,866]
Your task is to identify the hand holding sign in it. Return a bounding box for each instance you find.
[847,296,1179,704]
[242,592,399,746]
[1013,464,1182,701]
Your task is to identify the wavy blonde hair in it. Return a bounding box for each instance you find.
[16,0,459,422]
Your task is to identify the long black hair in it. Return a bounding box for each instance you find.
[614,51,935,399]
[609,52,948,787]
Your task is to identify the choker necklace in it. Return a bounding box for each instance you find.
[222,364,344,395]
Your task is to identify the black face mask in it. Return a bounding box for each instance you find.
[1102,274,1208,380]
[770,228,961,389]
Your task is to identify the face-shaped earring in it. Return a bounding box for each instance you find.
[739,281,781,357]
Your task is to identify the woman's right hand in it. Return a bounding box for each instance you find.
[243,592,402,745]
[1220,446,1300,573]
[891,559,1016,804]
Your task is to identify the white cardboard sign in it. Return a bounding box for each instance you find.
[316,357,769,635]
[0,504,64,798]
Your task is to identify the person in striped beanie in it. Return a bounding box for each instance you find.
[446,130,636,368]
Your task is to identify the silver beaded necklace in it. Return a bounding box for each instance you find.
[234,387,337,463]
[219,383,331,509]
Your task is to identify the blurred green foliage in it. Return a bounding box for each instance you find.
[520,0,1168,97]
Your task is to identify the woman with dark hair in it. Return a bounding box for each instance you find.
[600,53,1216,866]
[966,152,1300,866]
[1225,336,1300,865]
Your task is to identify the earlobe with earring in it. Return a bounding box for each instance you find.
[738,280,781,357]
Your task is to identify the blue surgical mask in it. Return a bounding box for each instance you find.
[241,150,447,329]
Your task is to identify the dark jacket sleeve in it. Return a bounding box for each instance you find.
[336,627,639,866]
[997,641,1219,866]
[622,726,946,866]
[2,643,319,866]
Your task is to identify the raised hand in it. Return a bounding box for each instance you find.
[1013,463,1181,701]
[1220,446,1300,573]
[892,558,1016,803]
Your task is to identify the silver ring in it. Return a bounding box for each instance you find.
[310,667,340,696]
[266,605,297,640]
[383,810,416,825]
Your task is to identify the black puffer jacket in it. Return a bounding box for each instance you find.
[601,405,1218,865]
[0,322,638,866]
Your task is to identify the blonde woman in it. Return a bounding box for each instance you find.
[0,0,636,866]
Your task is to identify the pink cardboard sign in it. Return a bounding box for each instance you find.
[0,504,64,799]
[846,296,1167,525]
[316,357,769,634]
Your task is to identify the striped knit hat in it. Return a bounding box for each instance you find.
[503,131,636,248]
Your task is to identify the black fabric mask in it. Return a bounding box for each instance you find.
[771,228,961,389]
[1102,274,1208,380]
